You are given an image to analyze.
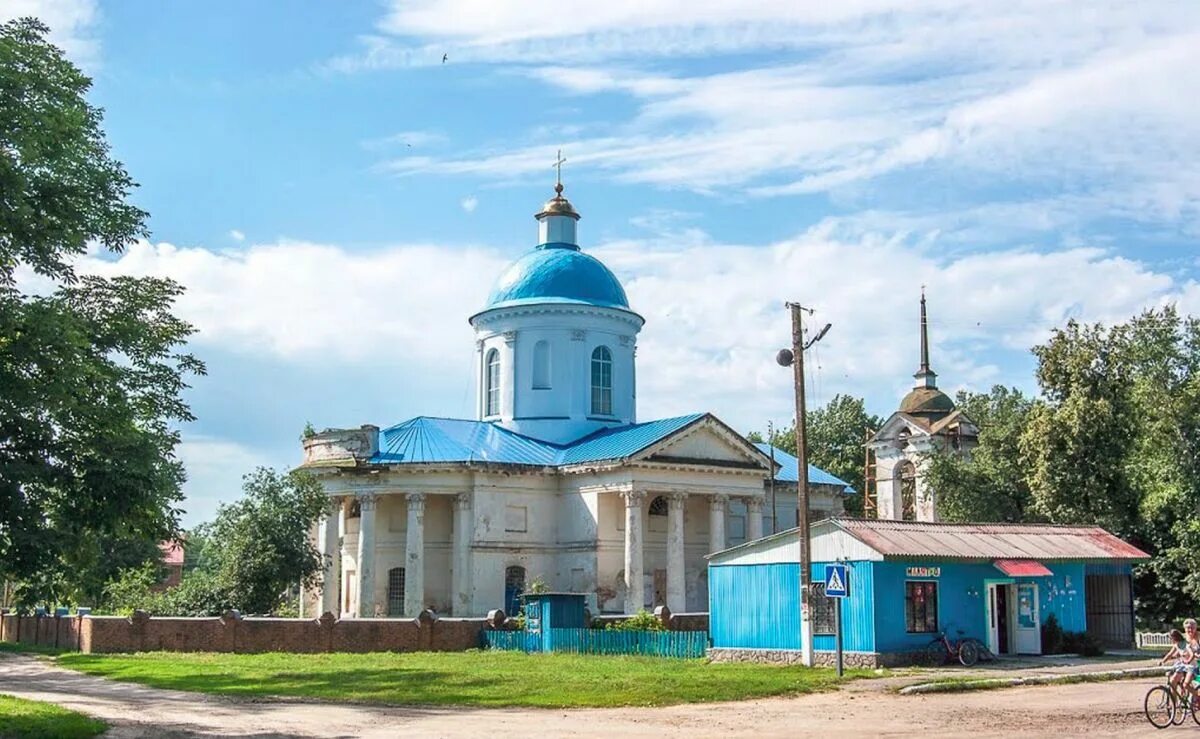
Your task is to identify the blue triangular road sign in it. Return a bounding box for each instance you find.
[824,564,848,597]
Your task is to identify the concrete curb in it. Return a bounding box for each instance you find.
[898,666,1164,695]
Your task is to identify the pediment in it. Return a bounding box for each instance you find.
[637,416,771,470]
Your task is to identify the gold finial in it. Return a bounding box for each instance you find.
[553,148,566,194]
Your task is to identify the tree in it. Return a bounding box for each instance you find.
[757,395,881,515]
[189,468,327,616]
[0,18,204,605]
[927,386,1035,523]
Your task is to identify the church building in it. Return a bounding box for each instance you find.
[867,292,978,521]
[300,181,852,618]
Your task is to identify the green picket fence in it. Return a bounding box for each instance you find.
[482,628,708,658]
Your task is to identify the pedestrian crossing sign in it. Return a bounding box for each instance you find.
[824,564,848,598]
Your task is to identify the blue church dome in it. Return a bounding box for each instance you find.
[483,244,631,311]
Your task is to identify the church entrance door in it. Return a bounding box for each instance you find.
[653,569,667,607]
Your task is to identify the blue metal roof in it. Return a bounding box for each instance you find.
[375,417,558,466]
[372,413,707,467]
[556,413,705,465]
[753,442,856,494]
[481,243,631,312]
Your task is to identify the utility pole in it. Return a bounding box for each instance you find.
[777,303,831,668]
[767,420,777,534]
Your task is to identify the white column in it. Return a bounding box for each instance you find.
[666,492,687,613]
[320,498,341,616]
[622,490,646,615]
[451,493,472,616]
[404,493,426,616]
[355,494,378,618]
[708,494,728,554]
[746,497,764,541]
[501,331,517,421]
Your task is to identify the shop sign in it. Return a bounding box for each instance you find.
[906,566,941,578]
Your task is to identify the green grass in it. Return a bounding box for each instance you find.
[0,643,66,657]
[0,695,106,739]
[56,649,870,708]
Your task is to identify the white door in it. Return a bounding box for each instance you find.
[1014,583,1041,654]
[986,584,1000,655]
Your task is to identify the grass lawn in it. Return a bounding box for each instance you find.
[0,695,106,739]
[56,649,871,708]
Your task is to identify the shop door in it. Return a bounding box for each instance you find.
[1014,583,1041,654]
[986,584,1012,655]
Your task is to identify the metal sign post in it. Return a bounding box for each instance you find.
[824,564,849,677]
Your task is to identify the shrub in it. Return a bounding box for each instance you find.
[1062,630,1106,657]
[605,609,664,632]
[1040,612,1065,655]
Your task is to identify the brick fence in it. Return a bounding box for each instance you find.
[1,610,491,654]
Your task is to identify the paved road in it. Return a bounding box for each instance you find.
[0,653,1169,737]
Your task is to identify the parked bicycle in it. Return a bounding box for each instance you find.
[923,628,989,666]
[1145,669,1200,728]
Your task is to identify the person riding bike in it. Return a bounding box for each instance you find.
[1160,627,1195,697]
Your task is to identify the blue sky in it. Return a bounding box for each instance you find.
[9,1,1200,524]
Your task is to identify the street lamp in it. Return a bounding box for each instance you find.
[776,303,831,668]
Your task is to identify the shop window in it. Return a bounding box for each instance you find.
[905,581,938,633]
[811,582,836,635]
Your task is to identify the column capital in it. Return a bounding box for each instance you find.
[356,492,378,511]
[622,489,646,506]
[745,496,763,513]
[667,491,687,507]
[709,493,729,509]
[502,330,518,345]
[406,492,426,510]
[454,492,472,510]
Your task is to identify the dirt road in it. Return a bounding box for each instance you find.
[0,653,1167,738]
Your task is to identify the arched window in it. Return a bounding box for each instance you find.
[532,340,551,389]
[898,461,917,521]
[590,346,613,415]
[504,566,526,616]
[485,348,500,417]
[387,567,405,616]
[648,496,668,516]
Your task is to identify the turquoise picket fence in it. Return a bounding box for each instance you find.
[483,629,542,652]
[482,628,708,658]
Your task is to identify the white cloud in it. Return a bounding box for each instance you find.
[1,0,101,66]
[176,436,274,526]
[59,239,506,363]
[460,195,478,213]
[228,229,245,242]
[33,225,1198,429]
[352,2,1200,235]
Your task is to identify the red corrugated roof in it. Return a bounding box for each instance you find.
[994,559,1054,576]
[832,518,1150,561]
[158,540,184,566]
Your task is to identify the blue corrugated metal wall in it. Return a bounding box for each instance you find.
[708,562,875,652]
[710,563,801,649]
[811,561,875,653]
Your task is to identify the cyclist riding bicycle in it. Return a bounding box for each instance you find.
[1161,619,1200,700]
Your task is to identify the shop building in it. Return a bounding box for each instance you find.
[707,517,1149,666]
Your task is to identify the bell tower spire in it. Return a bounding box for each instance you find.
[914,287,937,389]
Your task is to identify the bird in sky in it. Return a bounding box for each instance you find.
[442,53,448,63]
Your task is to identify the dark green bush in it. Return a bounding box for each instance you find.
[1062,630,1105,656]
[1040,612,1065,654]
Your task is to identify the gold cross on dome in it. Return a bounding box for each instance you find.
[553,149,566,190]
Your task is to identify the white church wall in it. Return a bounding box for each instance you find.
[471,307,641,443]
